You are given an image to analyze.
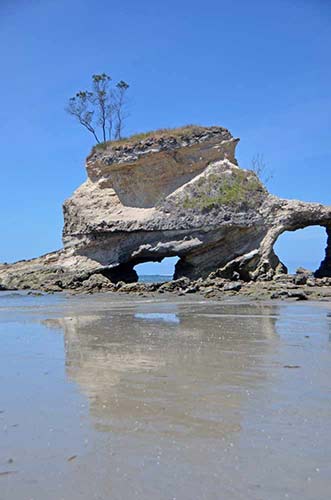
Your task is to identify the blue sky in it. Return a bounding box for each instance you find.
[0,0,330,274]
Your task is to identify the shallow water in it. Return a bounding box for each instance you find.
[139,274,173,283]
[0,292,331,500]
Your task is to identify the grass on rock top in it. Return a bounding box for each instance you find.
[92,124,221,152]
[182,169,266,210]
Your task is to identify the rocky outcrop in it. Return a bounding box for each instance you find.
[315,227,331,278]
[1,125,331,291]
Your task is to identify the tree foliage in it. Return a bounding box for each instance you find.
[66,73,129,143]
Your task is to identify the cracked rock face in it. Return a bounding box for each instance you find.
[1,125,331,290]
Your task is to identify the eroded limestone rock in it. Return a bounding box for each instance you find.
[1,125,331,291]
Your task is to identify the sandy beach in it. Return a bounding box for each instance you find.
[0,292,330,499]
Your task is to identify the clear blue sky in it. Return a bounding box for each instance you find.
[0,0,330,274]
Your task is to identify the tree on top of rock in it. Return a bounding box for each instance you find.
[66,73,129,144]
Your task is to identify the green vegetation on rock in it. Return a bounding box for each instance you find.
[182,169,266,210]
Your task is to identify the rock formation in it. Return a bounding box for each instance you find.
[1,125,331,291]
[315,227,331,278]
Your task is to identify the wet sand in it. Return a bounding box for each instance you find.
[0,292,331,500]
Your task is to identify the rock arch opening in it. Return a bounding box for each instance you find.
[134,257,180,282]
[274,226,330,276]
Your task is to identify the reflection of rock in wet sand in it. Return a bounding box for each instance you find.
[51,302,279,438]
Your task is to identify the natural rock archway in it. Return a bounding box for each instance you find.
[0,125,331,291]
[61,125,331,283]
[217,204,331,281]
[134,257,179,281]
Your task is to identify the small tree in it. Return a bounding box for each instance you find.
[66,73,129,144]
[114,80,130,140]
[251,153,273,186]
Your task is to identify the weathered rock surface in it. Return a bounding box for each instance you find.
[1,125,331,293]
[315,227,331,277]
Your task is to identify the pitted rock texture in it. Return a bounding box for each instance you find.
[1,125,331,291]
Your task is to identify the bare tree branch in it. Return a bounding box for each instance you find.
[92,73,111,142]
[66,91,100,143]
[251,153,273,186]
[114,80,129,140]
